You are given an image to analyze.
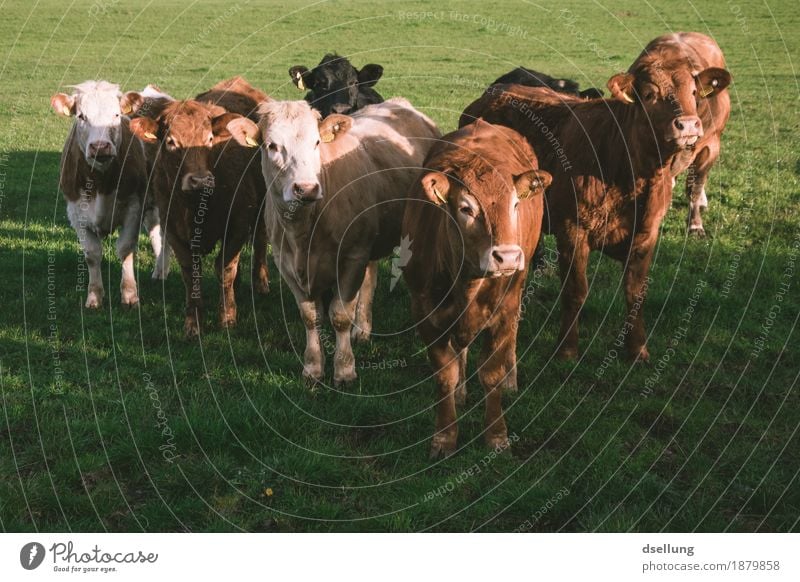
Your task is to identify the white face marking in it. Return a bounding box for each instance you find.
[260,102,323,204]
[70,81,124,165]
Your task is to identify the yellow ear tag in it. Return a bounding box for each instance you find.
[144,132,157,140]
[245,136,259,148]
[121,104,132,115]
[62,105,72,116]
[433,187,447,205]
[296,73,306,91]
[621,92,635,104]
[321,131,334,143]
[698,86,713,98]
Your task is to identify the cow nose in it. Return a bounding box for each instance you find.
[88,141,114,159]
[488,244,524,275]
[673,116,702,134]
[331,103,352,114]
[182,172,215,191]
[293,182,321,201]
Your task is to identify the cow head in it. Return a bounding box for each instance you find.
[227,100,351,205]
[607,62,731,150]
[51,80,143,171]
[419,125,552,278]
[289,53,383,116]
[129,100,240,192]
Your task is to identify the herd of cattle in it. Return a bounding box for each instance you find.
[51,32,732,457]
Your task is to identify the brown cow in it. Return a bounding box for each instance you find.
[51,80,167,308]
[460,53,730,362]
[629,33,732,236]
[130,90,269,336]
[227,98,440,386]
[403,120,550,458]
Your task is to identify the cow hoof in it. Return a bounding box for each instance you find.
[429,436,457,459]
[302,372,324,389]
[220,311,237,328]
[628,345,650,363]
[184,318,201,339]
[454,384,467,406]
[334,370,358,389]
[350,326,371,343]
[121,297,140,309]
[556,347,578,361]
[485,434,510,451]
[688,225,706,238]
[254,279,270,295]
[85,295,103,309]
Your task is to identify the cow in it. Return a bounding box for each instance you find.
[129,80,271,337]
[50,80,168,309]
[460,53,731,362]
[628,33,732,236]
[492,67,604,99]
[402,120,550,458]
[289,53,384,116]
[226,98,440,386]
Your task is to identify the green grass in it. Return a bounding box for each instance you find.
[1,0,799,532]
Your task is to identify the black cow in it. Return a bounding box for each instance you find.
[492,67,604,99]
[289,53,384,116]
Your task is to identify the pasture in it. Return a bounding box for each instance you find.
[1,0,798,532]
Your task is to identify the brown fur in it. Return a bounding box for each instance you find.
[195,76,271,121]
[630,32,731,234]
[460,80,704,362]
[133,98,269,336]
[403,120,547,457]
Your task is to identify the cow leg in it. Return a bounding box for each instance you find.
[143,204,170,280]
[686,139,719,237]
[555,233,590,360]
[454,346,468,406]
[78,228,105,309]
[215,248,242,329]
[622,246,654,362]
[251,210,270,295]
[296,298,325,385]
[329,296,359,387]
[351,261,378,343]
[171,243,203,338]
[501,349,518,393]
[428,337,461,459]
[479,328,511,450]
[116,204,140,307]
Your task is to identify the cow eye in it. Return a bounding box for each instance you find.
[267,143,279,153]
[315,139,320,148]
[165,136,176,149]
[459,205,475,218]
[208,134,213,143]
[77,113,86,121]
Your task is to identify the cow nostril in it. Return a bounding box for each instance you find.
[492,250,505,264]
[293,183,304,196]
[674,119,684,131]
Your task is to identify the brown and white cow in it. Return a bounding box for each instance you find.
[460,50,730,361]
[402,120,550,458]
[627,32,732,236]
[130,86,270,336]
[51,80,168,309]
[227,98,440,386]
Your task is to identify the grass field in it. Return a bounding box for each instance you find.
[1,0,798,532]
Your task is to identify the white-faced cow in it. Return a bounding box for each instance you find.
[51,80,168,309]
[227,98,440,386]
[289,53,384,116]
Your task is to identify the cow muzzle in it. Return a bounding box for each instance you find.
[482,244,525,277]
[671,116,703,148]
[182,172,215,192]
[87,140,116,165]
[291,181,322,203]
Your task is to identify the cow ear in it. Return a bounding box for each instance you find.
[696,67,731,98]
[319,114,352,143]
[227,117,261,148]
[607,73,636,104]
[211,112,242,141]
[120,91,144,115]
[129,117,160,143]
[51,93,75,117]
[289,66,311,91]
[357,64,384,87]
[421,171,451,205]
[515,170,552,199]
